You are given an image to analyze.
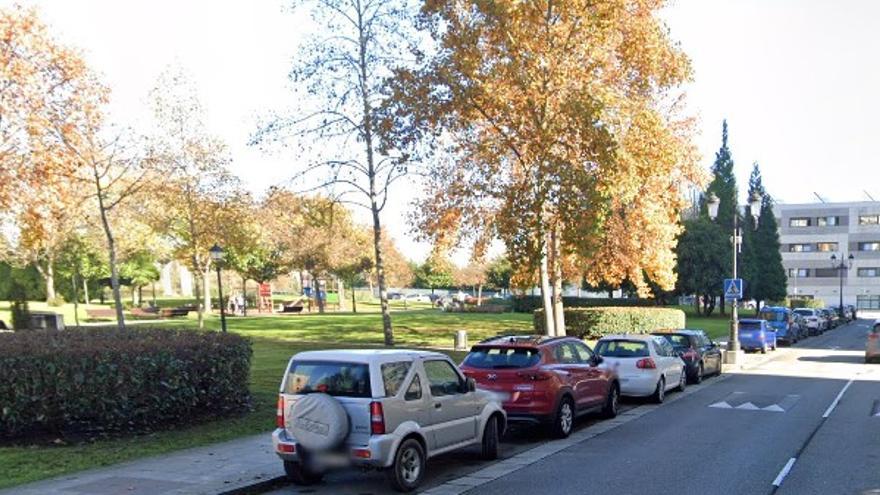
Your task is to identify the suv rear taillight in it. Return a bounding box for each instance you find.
[276,395,285,428]
[516,371,552,381]
[370,401,386,435]
[636,358,657,369]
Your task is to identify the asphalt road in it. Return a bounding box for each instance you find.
[261,319,880,495]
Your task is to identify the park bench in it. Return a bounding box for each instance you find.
[280,300,305,313]
[160,307,191,318]
[86,308,116,319]
[130,307,158,318]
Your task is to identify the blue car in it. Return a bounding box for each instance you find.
[759,306,801,345]
[738,319,777,353]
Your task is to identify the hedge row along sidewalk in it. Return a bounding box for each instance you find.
[0,328,252,439]
[533,306,686,339]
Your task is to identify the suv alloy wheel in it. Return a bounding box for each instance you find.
[388,438,426,492]
[551,396,574,438]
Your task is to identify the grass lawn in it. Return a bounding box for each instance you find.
[1,302,723,489]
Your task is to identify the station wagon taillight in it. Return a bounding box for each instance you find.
[370,401,386,435]
[276,395,285,428]
[636,358,657,369]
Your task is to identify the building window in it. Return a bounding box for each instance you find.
[816,242,838,252]
[858,268,880,277]
[859,242,880,251]
[789,244,813,252]
[789,218,811,227]
[859,215,880,225]
[857,295,880,310]
[788,268,810,277]
[817,216,839,227]
[813,268,840,278]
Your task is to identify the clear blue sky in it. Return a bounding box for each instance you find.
[10,0,880,262]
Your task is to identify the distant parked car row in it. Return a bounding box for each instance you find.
[736,305,854,354]
[272,328,721,491]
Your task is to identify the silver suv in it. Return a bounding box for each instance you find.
[272,349,506,492]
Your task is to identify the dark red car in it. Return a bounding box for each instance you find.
[460,335,620,438]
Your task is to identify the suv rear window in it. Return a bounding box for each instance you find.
[595,340,649,358]
[463,347,541,369]
[656,334,690,349]
[285,361,371,397]
[739,321,763,330]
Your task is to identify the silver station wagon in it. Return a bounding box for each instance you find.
[272,349,506,492]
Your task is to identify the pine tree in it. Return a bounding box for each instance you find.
[742,163,763,303]
[703,120,738,314]
[752,195,787,308]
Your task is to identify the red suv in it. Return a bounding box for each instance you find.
[460,336,619,438]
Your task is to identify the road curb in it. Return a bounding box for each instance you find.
[216,475,289,495]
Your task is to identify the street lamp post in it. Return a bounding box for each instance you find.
[706,191,762,364]
[210,244,228,333]
[830,253,854,317]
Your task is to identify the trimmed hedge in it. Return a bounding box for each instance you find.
[534,307,685,339]
[0,327,252,438]
[512,296,653,313]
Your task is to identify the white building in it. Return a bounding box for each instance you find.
[773,201,880,310]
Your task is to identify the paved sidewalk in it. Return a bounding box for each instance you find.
[2,433,284,495]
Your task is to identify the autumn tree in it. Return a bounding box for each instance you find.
[148,67,248,328]
[414,252,454,295]
[390,0,703,335]
[252,0,420,345]
[454,259,489,305]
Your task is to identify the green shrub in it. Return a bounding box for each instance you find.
[787,298,826,309]
[46,295,66,307]
[0,327,252,438]
[534,306,685,339]
[513,296,652,313]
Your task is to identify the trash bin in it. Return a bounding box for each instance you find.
[28,311,65,331]
[454,330,468,351]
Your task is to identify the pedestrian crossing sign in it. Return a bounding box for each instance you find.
[724,278,743,300]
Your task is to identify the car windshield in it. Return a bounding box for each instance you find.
[595,340,649,358]
[740,321,763,331]
[463,347,541,369]
[284,360,372,397]
[760,311,786,322]
[656,334,690,349]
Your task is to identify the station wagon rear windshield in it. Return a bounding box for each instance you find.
[657,334,690,349]
[463,347,541,369]
[759,311,786,322]
[285,361,372,397]
[595,340,649,358]
[739,322,763,331]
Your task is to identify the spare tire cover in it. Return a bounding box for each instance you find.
[289,393,350,451]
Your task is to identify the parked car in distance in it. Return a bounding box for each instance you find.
[405,294,431,303]
[819,309,837,329]
[791,313,809,339]
[595,334,686,403]
[651,329,722,384]
[273,350,506,492]
[460,336,620,439]
[867,321,880,364]
[793,308,823,336]
[738,319,777,353]
[759,306,801,345]
[825,308,844,328]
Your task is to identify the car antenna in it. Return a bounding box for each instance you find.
[813,192,826,203]
[866,190,877,202]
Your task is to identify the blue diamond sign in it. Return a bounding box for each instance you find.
[724,278,743,301]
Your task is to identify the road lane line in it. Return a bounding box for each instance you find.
[772,458,797,487]
[822,379,854,418]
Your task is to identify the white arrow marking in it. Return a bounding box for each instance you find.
[709,402,733,409]
[736,402,760,410]
[763,404,785,412]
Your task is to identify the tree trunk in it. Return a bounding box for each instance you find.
[72,273,80,327]
[203,268,211,318]
[477,283,483,306]
[41,262,57,302]
[83,277,90,304]
[193,255,204,329]
[720,294,726,316]
[351,282,357,313]
[317,279,326,313]
[242,276,248,316]
[550,227,566,336]
[539,233,555,337]
[93,170,126,330]
[337,277,346,312]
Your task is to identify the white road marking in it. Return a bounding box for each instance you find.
[772,457,797,487]
[763,404,785,412]
[736,402,759,410]
[709,401,732,409]
[822,379,854,418]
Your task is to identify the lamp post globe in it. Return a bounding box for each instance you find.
[706,192,720,220]
[748,192,762,222]
[210,244,228,333]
